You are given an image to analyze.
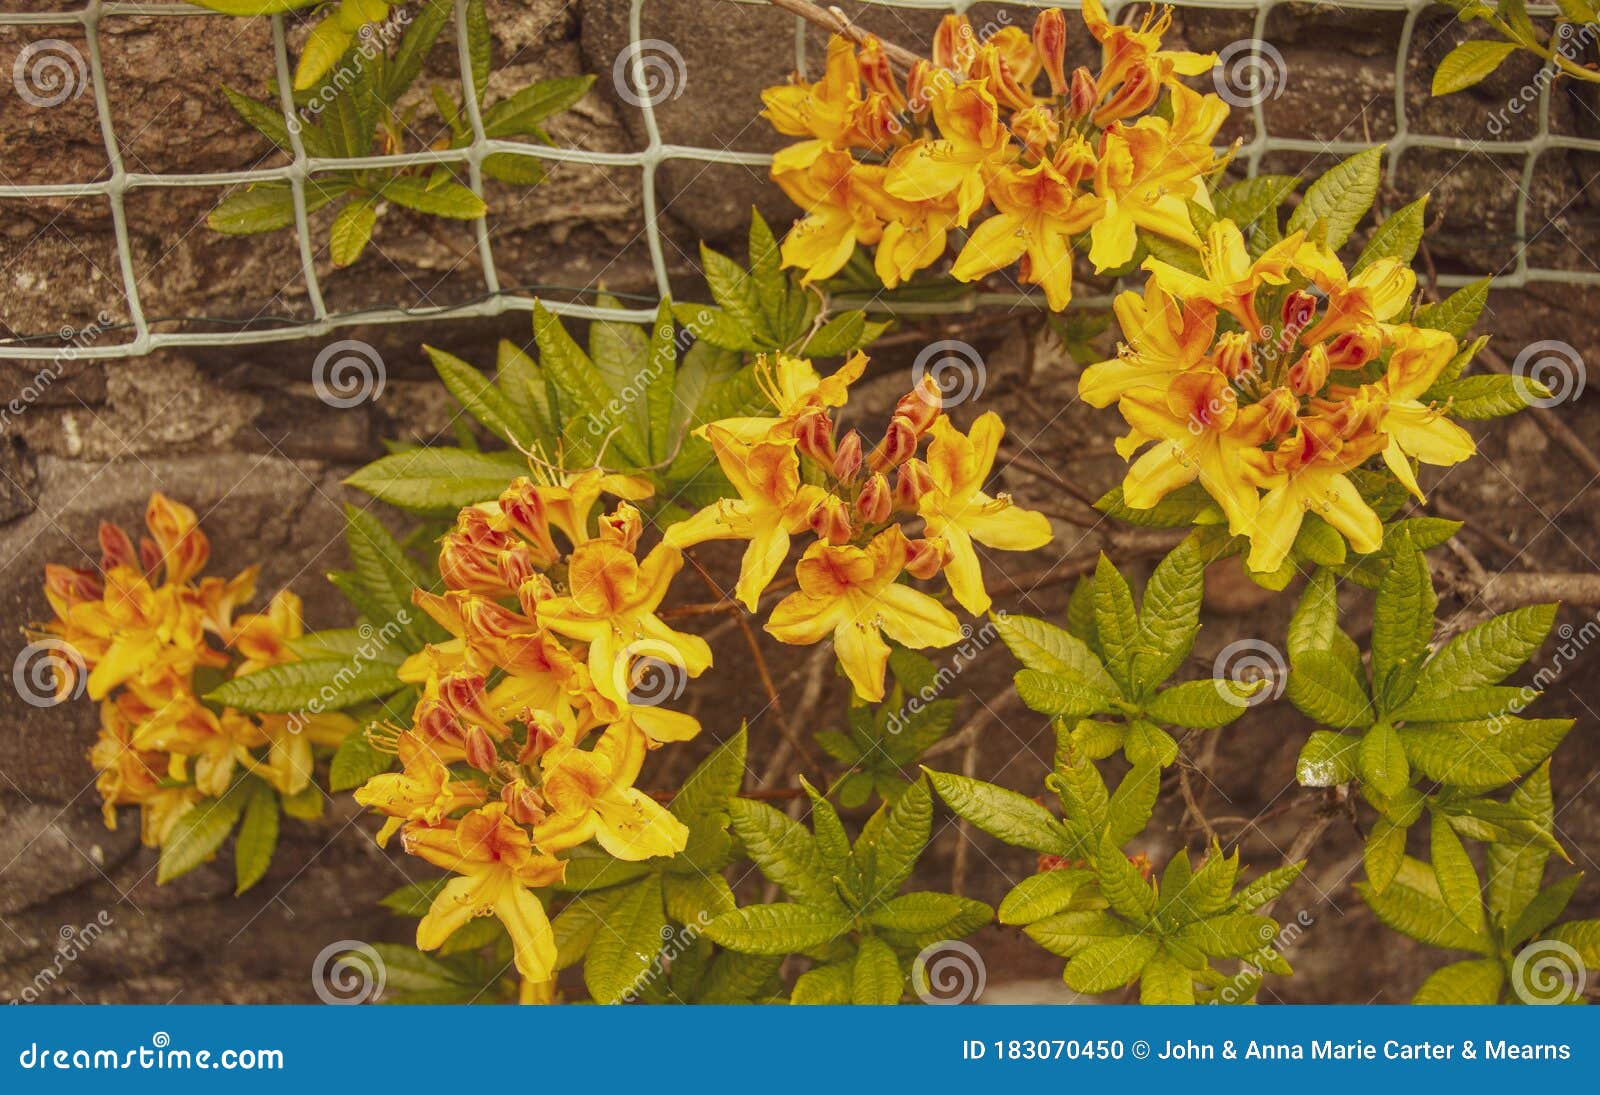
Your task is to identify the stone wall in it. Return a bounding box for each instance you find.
[2,1,1598,1004]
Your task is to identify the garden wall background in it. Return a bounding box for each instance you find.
[2,0,1599,1003]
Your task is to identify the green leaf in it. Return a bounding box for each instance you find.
[851,937,905,1004]
[1144,679,1254,730]
[551,848,653,893]
[924,769,1071,855]
[378,175,486,220]
[1140,951,1196,1003]
[1545,919,1600,966]
[1296,730,1362,787]
[233,780,279,895]
[1506,874,1582,947]
[1364,817,1407,893]
[1389,685,1530,723]
[1228,861,1304,912]
[534,302,649,465]
[584,875,666,1004]
[1360,721,1410,798]
[728,798,837,909]
[1014,670,1120,719]
[703,904,852,956]
[802,311,889,357]
[157,781,250,884]
[1095,833,1157,923]
[1356,859,1491,953]
[1414,278,1490,339]
[1025,909,1131,957]
[1287,147,1383,251]
[868,892,991,942]
[329,727,393,792]
[1132,540,1206,689]
[1431,813,1486,936]
[1371,542,1435,707]
[1176,914,1278,958]
[854,776,933,904]
[699,242,770,345]
[1432,40,1518,96]
[1286,649,1373,729]
[221,86,293,149]
[1064,935,1158,995]
[208,181,336,234]
[426,344,533,449]
[670,727,746,823]
[1428,373,1543,419]
[1354,195,1428,272]
[993,613,1118,694]
[998,869,1096,925]
[1090,555,1140,695]
[483,74,594,138]
[345,448,528,513]
[206,658,399,713]
[381,879,449,918]
[1414,958,1504,1004]
[366,943,467,994]
[1412,604,1556,698]
[329,198,378,268]
[1123,720,1179,768]
[1107,764,1161,845]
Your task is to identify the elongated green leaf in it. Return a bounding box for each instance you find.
[1287,147,1383,250]
[233,780,279,895]
[728,798,837,909]
[426,344,532,448]
[1014,670,1120,719]
[1144,679,1255,730]
[925,769,1070,855]
[1286,649,1372,729]
[1432,40,1518,96]
[157,781,251,884]
[1354,195,1428,272]
[703,904,851,955]
[206,658,400,713]
[1091,555,1140,695]
[998,869,1095,925]
[585,876,666,1004]
[1414,958,1504,1004]
[1297,730,1362,787]
[1414,278,1490,338]
[345,448,529,513]
[379,175,486,220]
[993,613,1118,694]
[1064,935,1157,994]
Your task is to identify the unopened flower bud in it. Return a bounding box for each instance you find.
[831,429,863,481]
[517,572,557,620]
[1033,9,1068,96]
[809,495,853,545]
[868,416,918,473]
[1257,387,1300,437]
[905,61,932,121]
[1280,290,1318,343]
[1093,64,1157,126]
[497,544,537,592]
[905,536,951,580]
[45,563,101,606]
[1214,331,1255,380]
[98,521,138,572]
[895,459,936,509]
[501,779,547,825]
[795,408,837,465]
[464,725,499,772]
[1288,344,1331,396]
[895,376,944,434]
[1325,328,1379,369]
[1068,66,1098,121]
[439,674,508,739]
[516,710,563,763]
[138,538,163,578]
[932,14,977,75]
[498,479,560,565]
[858,37,905,111]
[415,699,466,750]
[855,474,892,525]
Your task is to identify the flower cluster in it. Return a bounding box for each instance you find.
[1080,219,1476,574]
[354,469,710,986]
[33,494,353,848]
[761,2,1224,308]
[666,352,1052,702]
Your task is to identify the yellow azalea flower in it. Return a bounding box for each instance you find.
[1089,86,1226,272]
[534,468,654,549]
[62,567,220,701]
[145,492,210,586]
[1301,257,1417,344]
[1116,370,1279,537]
[536,538,712,708]
[762,36,865,145]
[355,735,488,846]
[1365,325,1476,500]
[875,191,962,289]
[917,414,1053,615]
[775,147,889,282]
[1143,220,1308,333]
[1246,419,1386,574]
[663,425,828,610]
[766,527,962,702]
[714,351,867,443]
[1080,283,1217,407]
[534,724,688,860]
[229,589,304,674]
[89,698,165,832]
[244,712,357,797]
[951,138,1104,311]
[404,805,566,981]
[1081,0,1217,91]
[884,73,1010,224]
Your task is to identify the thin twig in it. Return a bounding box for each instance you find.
[763,0,923,70]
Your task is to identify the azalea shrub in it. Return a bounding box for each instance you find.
[32,3,1600,1005]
